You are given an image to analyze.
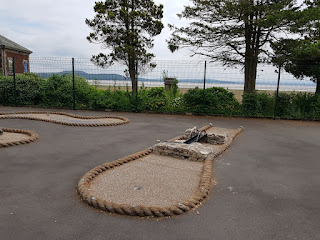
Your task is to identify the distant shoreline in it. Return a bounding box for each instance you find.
[87,80,316,93]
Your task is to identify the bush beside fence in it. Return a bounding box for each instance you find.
[0,73,319,120]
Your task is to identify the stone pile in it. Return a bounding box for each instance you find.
[207,133,228,145]
[183,127,228,145]
[152,126,229,161]
[152,142,214,162]
[183,127,199,139]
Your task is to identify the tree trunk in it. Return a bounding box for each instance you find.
[243,2,258,94]
[244,55,258,93]
[129,59,137,95]
[316,79,320,95]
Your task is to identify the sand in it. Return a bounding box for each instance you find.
[88,154,203,207]
[0,132,30,143]
[1,113,125,124]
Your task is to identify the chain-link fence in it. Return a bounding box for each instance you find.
[0,57,319,120]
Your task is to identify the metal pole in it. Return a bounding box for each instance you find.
[13,57,17,106]
[203,61,207,105]
[203,61,207,92]
[135,60,138,112]
[72,58,75,110]
[274,64,281,120]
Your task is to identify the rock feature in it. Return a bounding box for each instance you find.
[207,133,228,145]
[152,142,214,162]
[153,126,229,161]
[183,127,198,139]
[0,128,3,135]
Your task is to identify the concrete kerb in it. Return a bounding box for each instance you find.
[0,111,130,127]
[77,124,243,218]
[0,128,39,148]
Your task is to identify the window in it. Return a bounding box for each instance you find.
[8,58,13,75]
[23,61,28,73]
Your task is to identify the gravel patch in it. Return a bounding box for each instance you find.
[88,154,203,207]
[8,113,123,124]
[0,132,30,142]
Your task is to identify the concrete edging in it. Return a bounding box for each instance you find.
[0,128,39,148]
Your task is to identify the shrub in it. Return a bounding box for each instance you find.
[276,92,320,120]
[184,87,239,115]
[242,92,275,117]
[0,73,45,105]
[145,87,167,111]
[88,88,108,109]
[105,88,133,111]
[42,74,94,108]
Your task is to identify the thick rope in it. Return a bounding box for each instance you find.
[0,111,130,127]
[77,125,243,218]
[0,128,39,148]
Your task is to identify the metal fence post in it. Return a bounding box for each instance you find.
[203,61,207,97]
[72,58,76,110]
[274,64,281,120]
[13,57,17,106]
[135,60,138,112]
[202,61,207,109]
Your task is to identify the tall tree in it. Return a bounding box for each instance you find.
[86,0,164,95]
[273,40,320,94]
[168,0,299,93]
[272,0,320,94]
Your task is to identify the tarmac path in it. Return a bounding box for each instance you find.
[0,106,319,240]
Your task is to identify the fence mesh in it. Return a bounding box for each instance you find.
[0,57,318,120]
[29,57,317,92]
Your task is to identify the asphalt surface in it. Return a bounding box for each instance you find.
[0,106,319,240]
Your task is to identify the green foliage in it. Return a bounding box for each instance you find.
[88,88,108,109]
[105,88,133,111]
[145,87,166,111]
[0,73,45,105]
[242,91,320,120]
[183,87,239,115]
[86,0,164,94]
[272,1,320,94]
[242,92,275,117]
[168,0,299,93]
[276,92,320,119]
[42,74,93,108]
[0,73,319,120]
[274,40,320,94]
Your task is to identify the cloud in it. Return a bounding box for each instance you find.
[0,0,305,61]
[0,0,192,59]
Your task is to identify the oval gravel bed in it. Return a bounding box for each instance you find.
[0,128,39,148]
[77,125,243,218]
[0,111,130,127]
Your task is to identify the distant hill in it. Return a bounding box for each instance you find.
[36,71,126,81]
[35,70,238,84]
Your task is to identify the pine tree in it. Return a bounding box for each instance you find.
[168,0,299,93]
[272,0,320,94]
[86,0,164,95]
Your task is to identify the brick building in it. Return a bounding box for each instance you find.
[0,34,32,76]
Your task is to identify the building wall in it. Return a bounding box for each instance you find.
[4,49,30,75]
[0,52,2,74]
[0,48,4,75]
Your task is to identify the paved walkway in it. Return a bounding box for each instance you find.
[0,106,319,240]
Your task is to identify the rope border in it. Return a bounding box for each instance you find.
[0,111,130,127]
[77,125,243,218]
[0,128,39,148]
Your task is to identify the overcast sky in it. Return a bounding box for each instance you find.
[0,0,191,60]
[0,0,304,61]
